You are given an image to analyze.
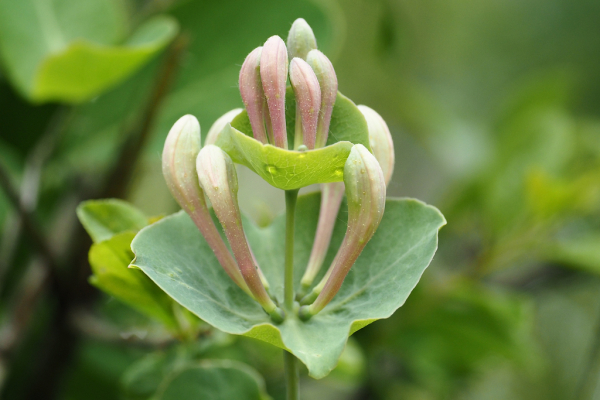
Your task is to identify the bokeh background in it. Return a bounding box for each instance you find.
[1,0,600,399]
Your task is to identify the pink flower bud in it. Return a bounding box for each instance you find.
[162,115,251,297]
[196,145,283,322]
[290,57,321,149]
[260,36,288,149]
[299,144,386,319]
[306,50,337,148]
[239,48,268,144]
[287,18,317,60]
[205,108,243,146]
[358,105,395,186]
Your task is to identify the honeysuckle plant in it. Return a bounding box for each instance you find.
[80,18,445,399]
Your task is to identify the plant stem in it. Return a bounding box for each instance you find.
[284,350,299,400]
[284,189,299,310]
[284,189,300,400]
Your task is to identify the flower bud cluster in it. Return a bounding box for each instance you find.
[238,19,337,151]
[162,19,395,323]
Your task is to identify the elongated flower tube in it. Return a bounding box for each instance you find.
[196,145,284,322]
[306,49,337,148]
[297,181,345,298]
[358,105,395,185]
[299,144,386,320]
[260,36,288,149]
[239,48,268,144]
[205,108,243,146]
[287,18,317,60]
[162,115,251,297]
[290,57,321,149]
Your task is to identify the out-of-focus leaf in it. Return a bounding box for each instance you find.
[77,199,185,331]
[59,339,145,400]
[121,335,235,400]
[327,337,366,384]
[0,0,178,103]
[547,234,600,275]
[77,199,149,243]
[131,192,445,378]
[368,281,539,397]
[153,360,270,400]
[89,232,179,331]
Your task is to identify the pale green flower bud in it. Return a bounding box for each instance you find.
[358,105,395,185]
[299,144,386,319]
[162,115,251,297]
[205,108,243,146]
[306,50,338,148]
[260,36,288,149]
[286,18,317,60]
[239,48,268,144]
[290,57,321,149]
[196,145,283,322]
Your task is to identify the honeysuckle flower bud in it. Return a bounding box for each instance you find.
[162,115,251,297]
[299,144,386,320]
[239,48,268,144]
[297,181,345,299]
[290,57,321,149]
[196,145,283,322]
[287,18,317,60]
[358,105,395,185]
[260,36,288,149]
[205,108,243,146]
[306,50,337,148]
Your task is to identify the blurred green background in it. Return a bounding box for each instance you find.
[1,0,600,399]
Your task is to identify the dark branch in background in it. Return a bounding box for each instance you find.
[18,34,189,400]
[0,162,66,306]
[0,106,70,293]
[103,34,189,199]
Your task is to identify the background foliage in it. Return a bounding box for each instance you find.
[0,0,599,399]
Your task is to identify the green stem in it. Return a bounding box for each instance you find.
[284,350,299,400]
[284,189,299,310]
[284,189,300,400]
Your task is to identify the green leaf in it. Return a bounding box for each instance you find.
[547,234,600,275]
[77,199,149,243]
[89,232,179,330]
[131,193,446,378]
[153,360,270,400]
[216,125,353,190]
[0,0,178,103]
[222,90,370,190]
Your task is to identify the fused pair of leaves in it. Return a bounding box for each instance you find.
[214,90,370,190]
[131,192,446,378]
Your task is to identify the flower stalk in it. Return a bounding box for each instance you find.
[299,145,386,319]
[162,115,252,297]
[196,145,283,322]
